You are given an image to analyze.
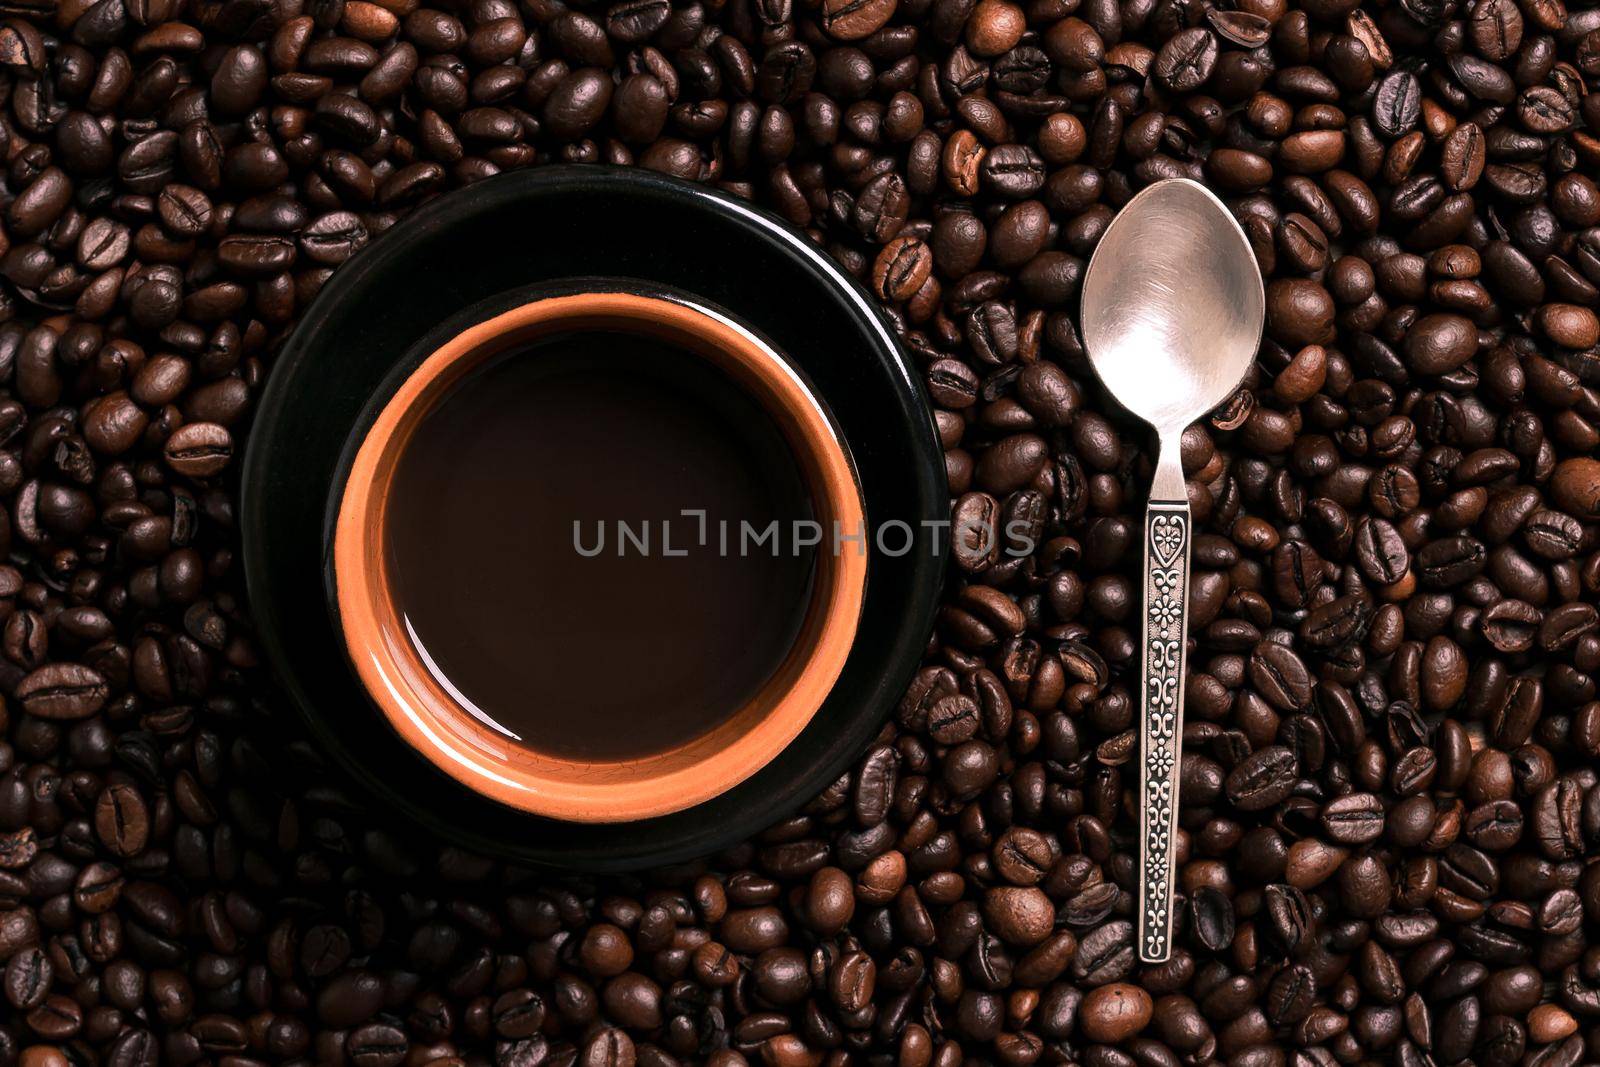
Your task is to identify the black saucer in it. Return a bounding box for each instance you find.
[240,165,947,870]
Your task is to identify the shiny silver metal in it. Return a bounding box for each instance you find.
[1079,178,1265,963]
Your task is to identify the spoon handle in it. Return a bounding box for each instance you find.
[1139,441,1190,963]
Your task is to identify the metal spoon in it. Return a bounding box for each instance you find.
[1079,178,1265,963]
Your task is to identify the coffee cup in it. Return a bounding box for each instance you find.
[243,166,945,868]
[332,288,868,821]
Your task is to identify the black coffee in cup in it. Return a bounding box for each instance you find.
[384,327,820,760]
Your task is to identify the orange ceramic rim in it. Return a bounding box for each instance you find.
[333,292,868,822]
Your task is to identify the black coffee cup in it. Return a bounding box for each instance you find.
[242,166,946,869]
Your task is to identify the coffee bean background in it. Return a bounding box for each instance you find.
[0,0,1599,1060]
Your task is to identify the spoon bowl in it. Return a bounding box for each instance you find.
[1081,178,1264,433]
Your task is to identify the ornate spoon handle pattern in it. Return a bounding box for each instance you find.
[1138,471,1191,963]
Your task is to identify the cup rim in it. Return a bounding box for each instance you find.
[332,289,868,822]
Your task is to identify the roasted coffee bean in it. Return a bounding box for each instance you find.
[93,783,149,857]
[1323,793,1385,845]
[951,492,1000,571]
[1354,518,1408,585]
[1072,921,1134,985]
[992,827,1052,885]
[1249,641,1312,712]
[1533,779,1583,859]
[1302,593,1374,649]
[16,663,110,719]
[1226,746,1297,811]
[162,422,234,478]
[822,0,896,40]
[1190,886,1234,951]
[1552,458,1600,519]
[1207,10,1269,48]
[980,144,1045,199]
[1153,28,1217,92]
[872,235,932,301]
[1080,983,1153,1042]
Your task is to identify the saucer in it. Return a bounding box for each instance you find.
[241,166,947,870]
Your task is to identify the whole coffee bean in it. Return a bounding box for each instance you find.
[1532,779,1583,859]
[1079,983,1153,1042]
[162,422,233,477]
[347,1023,407,1067]
[1372,69,1421,137]
[1323,793,1385,844]
[980,144,1046,199]
[1071,921,1134,984]
[3,947,51,1009]
[15,663,109,719]
[992,827,1052,885]
[1226,746,1297,811]
[1248,641,1312,711]
[1265,279,1335,346]
[1551,458,1600,518]
[950,492,1000,571]
[1152,28,1217,92]
[93,783,149,857]
[821,0,896,40]
[1405,313,1478,374]
[545,68,614,140]
[317,971,385,1028]
[982,886,1052,945]
[1354,518,1408,585]
[217,234,296,275]
[805,867,854,933]
[1190,886,1234,951]
[989,201,1048,268]
[872,235,932,301]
